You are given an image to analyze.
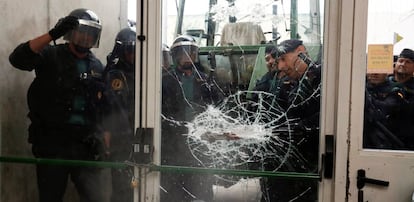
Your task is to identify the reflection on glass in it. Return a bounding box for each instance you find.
[364,0,414,150]
[161,0,323,201]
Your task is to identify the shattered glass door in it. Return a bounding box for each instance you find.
[160,0,324,201]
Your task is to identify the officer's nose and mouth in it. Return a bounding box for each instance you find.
[178,58,193,70]
[278,59,296,78]
[177,50,196,70]
[277,57,288,72]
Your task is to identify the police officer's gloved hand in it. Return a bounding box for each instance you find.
[48,16,79,40]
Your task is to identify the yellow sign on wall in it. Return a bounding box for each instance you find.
[367,44,394,74]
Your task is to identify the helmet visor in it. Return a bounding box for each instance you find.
[171,43,199,63]
[118,40,136,54]
[68,19,102,48]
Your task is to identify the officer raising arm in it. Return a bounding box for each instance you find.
[9,8,108,202]
[259,39,321,202]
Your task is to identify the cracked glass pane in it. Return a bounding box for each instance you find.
[161,0,323,201]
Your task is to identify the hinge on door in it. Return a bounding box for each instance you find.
[132,128,154,164]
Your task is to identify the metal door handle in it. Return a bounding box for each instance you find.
[357,169,389,202]
[357,169,389,189]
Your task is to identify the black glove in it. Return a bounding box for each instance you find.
[48,16,79,40]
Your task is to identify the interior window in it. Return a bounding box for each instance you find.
[363,0,414,150]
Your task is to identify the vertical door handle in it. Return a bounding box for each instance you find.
[323,135,334,178]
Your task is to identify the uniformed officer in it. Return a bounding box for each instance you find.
[364,73,406,149]
[253,44,284,94]
[103,26,137,202]
[389,48,414,94]
[385,48,414,149]
[9,8,108,202]
[260,39,321,202]
[160,35,222,202]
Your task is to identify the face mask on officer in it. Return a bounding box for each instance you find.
[170,36,199,71]
[173,46,198,71]
[65,19,102,53]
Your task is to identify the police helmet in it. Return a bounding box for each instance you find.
[64,8,102,48]
[170,35,199,64]
[115,27,136,54]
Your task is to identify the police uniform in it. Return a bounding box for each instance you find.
[385,76,414,149]
[103,57,135,202]
[104,59,135,158]
[161,67,221,202]
[260,40,321,202]
[266,63,320,202]
[363,77,406,149]
[253,69,286,95]
[9,41,107,202]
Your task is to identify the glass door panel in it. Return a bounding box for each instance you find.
[346,1,414,201]
[363,0,414,150]
[160,0,324,201]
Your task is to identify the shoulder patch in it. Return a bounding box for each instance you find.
[111,78,124,90]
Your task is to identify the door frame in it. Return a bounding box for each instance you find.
[139,0,354,201]
[346,0,414,201]
[318,0,348,201]
[134,0,163,201]
[323,0,414,201]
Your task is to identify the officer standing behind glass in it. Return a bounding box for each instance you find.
[387,48,414,149]
[103,26,136,202]
[161,35,222,202]
[363,73,406,149]
[253,44,281,92]
[9,8,108,202]
[260,39,321,202]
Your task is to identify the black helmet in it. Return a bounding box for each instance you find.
[64,8,102,48]
[170,35,199,64]
[115,27,136,54]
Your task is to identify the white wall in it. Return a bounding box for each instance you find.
[0,0,129,201]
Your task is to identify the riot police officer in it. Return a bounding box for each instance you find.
[363,73,406,149]
[260,39,321,202]
[386,48,414,149]
[161,35,221,202]
[103,26,136,202]
[9,8,108,202]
